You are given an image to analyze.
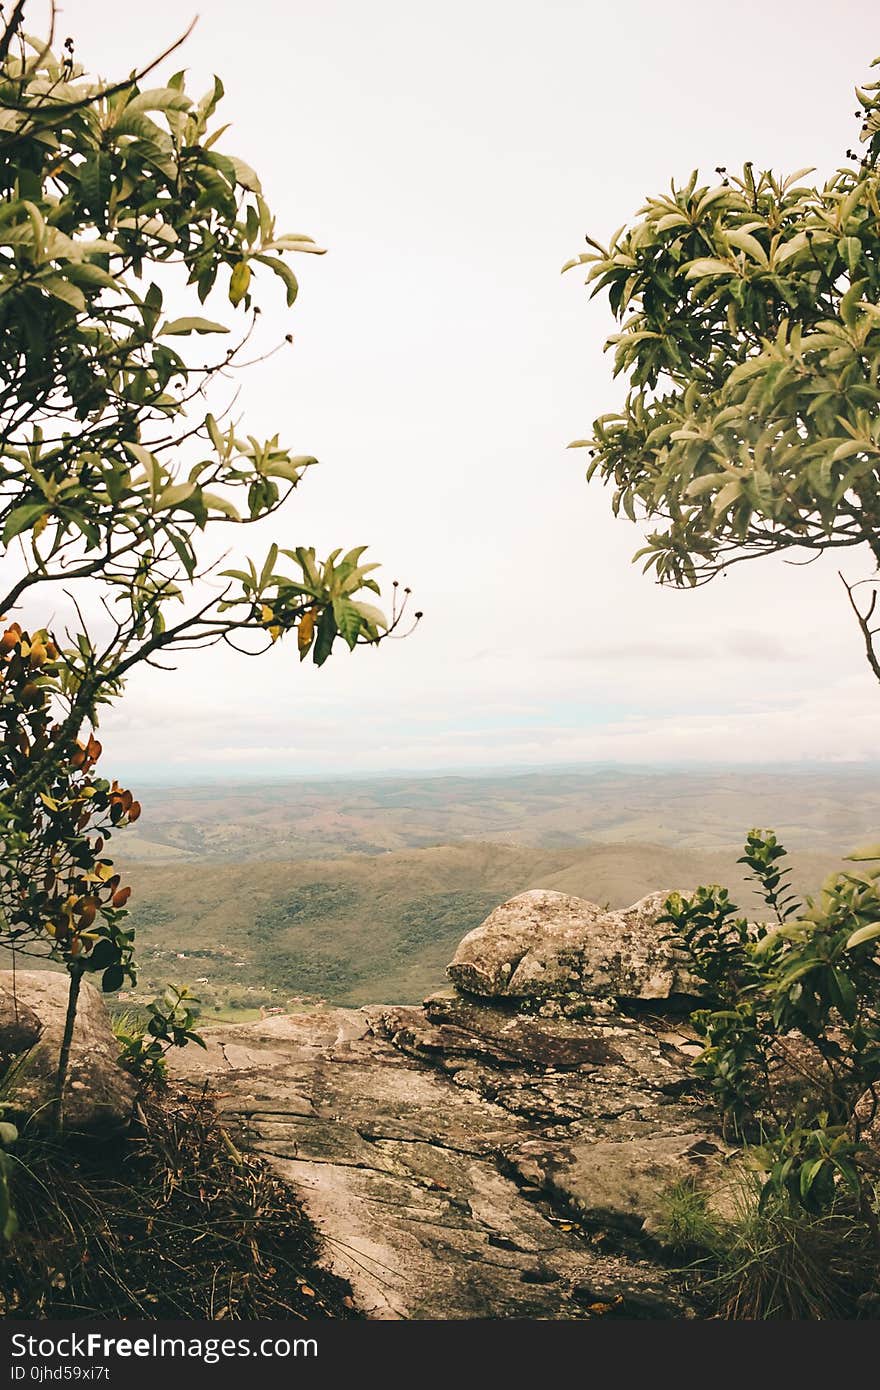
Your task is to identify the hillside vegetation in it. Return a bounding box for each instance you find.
[122,838,847,1008]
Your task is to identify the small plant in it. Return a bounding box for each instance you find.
[662,830,880,1248]
[115,986,205,1084]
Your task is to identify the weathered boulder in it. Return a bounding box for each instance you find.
[447,888,698,1006]
[0,984,43,1059]
[0,970,136,1135]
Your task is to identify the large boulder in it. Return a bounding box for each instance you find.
[0,970,137,1135]
[0,983,43,1060]
[447,889,698,1007]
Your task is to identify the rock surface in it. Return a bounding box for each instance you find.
[0,970,137,1134]
[0,984,43,1058]
[447,889,698,1007]
[168,888,736,1319]
[173,1005,709,1319]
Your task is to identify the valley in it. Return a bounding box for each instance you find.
[113,764,877,1010]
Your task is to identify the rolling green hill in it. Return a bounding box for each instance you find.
[123,838,849,1009]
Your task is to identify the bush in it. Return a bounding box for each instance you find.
[662,830,880,1248]
[114,985,205,1084]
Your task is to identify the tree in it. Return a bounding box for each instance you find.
[565,60,880,680]
[0,5,417,1126]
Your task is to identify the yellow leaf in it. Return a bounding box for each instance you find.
[229,261,251,306]
[587,1295,623,1316]
[298,609,316,654]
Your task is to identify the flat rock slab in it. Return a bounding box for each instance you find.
[173,1006,698,1319]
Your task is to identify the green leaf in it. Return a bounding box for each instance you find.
[352,599,388,631]
[683,257,736,279]
[38,274,86,311]
[332,596,362,649]
[88,939,119,970]
[160,317,230,336]
[845,844,880,862]
[201,492,241,521]
[253,253,298,306]
[156,481,196,511]
[312,606,338,666]
[229,157,262,192]
[3,503,47,544]
[799,1157,826,1199]
[101,964,125,993]
[125,86,193,115]
[845,923,880,950]
[79,152,112,218]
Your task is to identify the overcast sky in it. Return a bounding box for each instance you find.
[48,0,880,778]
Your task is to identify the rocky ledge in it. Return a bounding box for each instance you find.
[171,890,737,1319]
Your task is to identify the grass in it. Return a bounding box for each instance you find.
[0,1087,357,1320]
[654,1180,727,1258]
[655,1176,879,1319]
[712,1182,878,1320]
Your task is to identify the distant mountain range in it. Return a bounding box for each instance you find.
[118,765,880,863]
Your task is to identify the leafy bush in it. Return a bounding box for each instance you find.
[114,985,204,1084]
[663,830,880,1246]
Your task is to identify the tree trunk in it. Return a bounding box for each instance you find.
[52,964,84,1133]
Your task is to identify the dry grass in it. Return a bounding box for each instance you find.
[0,1087,357,1320]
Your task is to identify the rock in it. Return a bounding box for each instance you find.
[447,888,698,1006]
[170,1005,697,1319]
[0,984,43,1059]
[165,883,734,1318]
[506,1131,738,1239]
[0,970,137,1135]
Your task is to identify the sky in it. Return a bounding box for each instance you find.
[31,0,880,777]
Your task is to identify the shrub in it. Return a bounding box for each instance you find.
[662,830,880,1248]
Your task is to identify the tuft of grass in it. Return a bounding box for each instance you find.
[654,1180,727,1257]
[109,1006,146,1042]
[713,1180,877,1320]
[656,1173,878,1318]
[0,1088,357,1320]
